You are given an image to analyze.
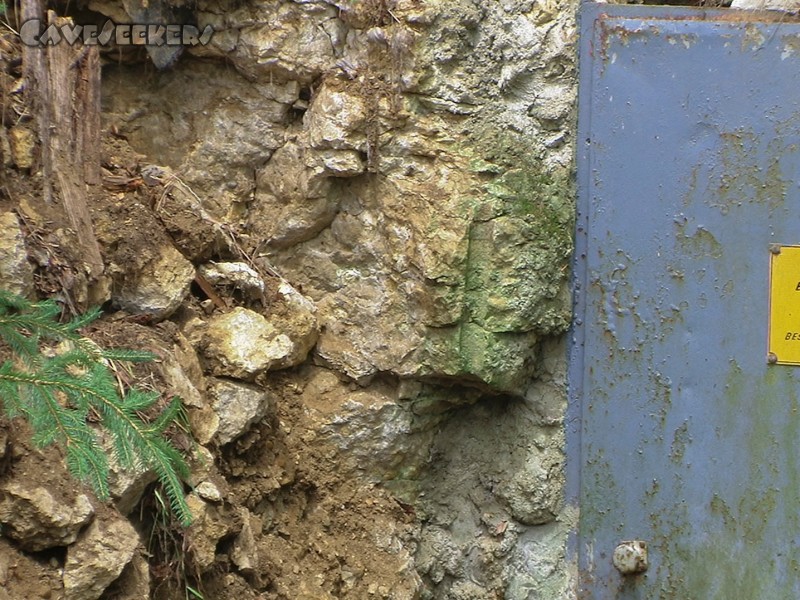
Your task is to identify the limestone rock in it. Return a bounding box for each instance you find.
[731,0,800,7]
[113,244,195,320]
[105,550,150,600]
[305,82,367,151]
[0,483,94,551]
[187,404,221,446]
[63,513,140,600]
[0,211,34,297]
[248,141,338,248]
[311,149,365,177]
[297,368,437,481]
[8,125,35,170]
[195,481,223,503]
[102,62,290,224]
[163,329,210,444]
[186,445,216,488]
[216,2,344,81]
[209,378,271,445]
[202,305,317,379]
[231,508,259,574]
[91,193,196,321]
[161,348,206,410]
[185,493,240,569]
[107,450,158,516]
[95,0,581,596]
[202,308,287,378]
[198,262,265,300]
[493,445,564,526]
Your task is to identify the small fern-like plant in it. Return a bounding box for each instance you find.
[0,291,192,525]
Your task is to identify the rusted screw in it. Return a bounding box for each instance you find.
[770,244,782,255]
[767,352,778,364]
[613,540,648,575]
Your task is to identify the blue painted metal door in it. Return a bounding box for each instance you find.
[572,4,800,598]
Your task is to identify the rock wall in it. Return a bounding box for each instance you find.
[1,0,580,598]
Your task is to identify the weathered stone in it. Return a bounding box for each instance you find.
[197,2,344,81]
[202,308,288,378]
[414,392,566,597]
[106,550,150,600]
[186,445,216,488]
[231,508,258,574]
[195,481,223,503]
[113,244,195,320]
[305,82,367,151]
[96,0,580,595]
[63,512,140,600]
[248,141,338,249]
[311,149,365,177]
[185,493,240,569]
[161,349,206,410]
[198,262,265,299]
[208,378,271,445]
[8,125,35,170]
[202,305,317,379]
[107,449,158,516]
[731,0,800,7]
[296,368,437,482]
[102,62,290,223]
[0,211,34,298]
[0,483,94,551]
[188,404,221,446]
[493,444,564,526]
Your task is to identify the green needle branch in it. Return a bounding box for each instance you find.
[0,290,193,525]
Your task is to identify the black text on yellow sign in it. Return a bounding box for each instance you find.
[768,245,800,365]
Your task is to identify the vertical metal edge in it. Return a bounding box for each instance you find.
[565,0,604,586]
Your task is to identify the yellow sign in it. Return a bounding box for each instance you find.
[768,245,800,365]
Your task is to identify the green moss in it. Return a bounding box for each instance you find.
[421,132,575,394]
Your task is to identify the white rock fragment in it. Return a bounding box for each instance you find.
[194,481,223,503]
[208,378,271,445]
[198,262,265,298]
[202,304,317,379]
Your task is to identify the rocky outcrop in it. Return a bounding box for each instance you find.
[0,0,583,597]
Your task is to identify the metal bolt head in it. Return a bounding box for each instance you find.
[767,352,778,365]
[613,540,648,575]
[770,244,783,255]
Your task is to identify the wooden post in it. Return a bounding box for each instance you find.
[22,1,104,285]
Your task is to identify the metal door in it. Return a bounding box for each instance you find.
[571,4,800,598]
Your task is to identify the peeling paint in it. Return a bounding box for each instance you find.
[575,3,800,597]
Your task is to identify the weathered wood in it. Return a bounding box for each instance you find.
[21,0,49,199]
[22,2,104,283]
